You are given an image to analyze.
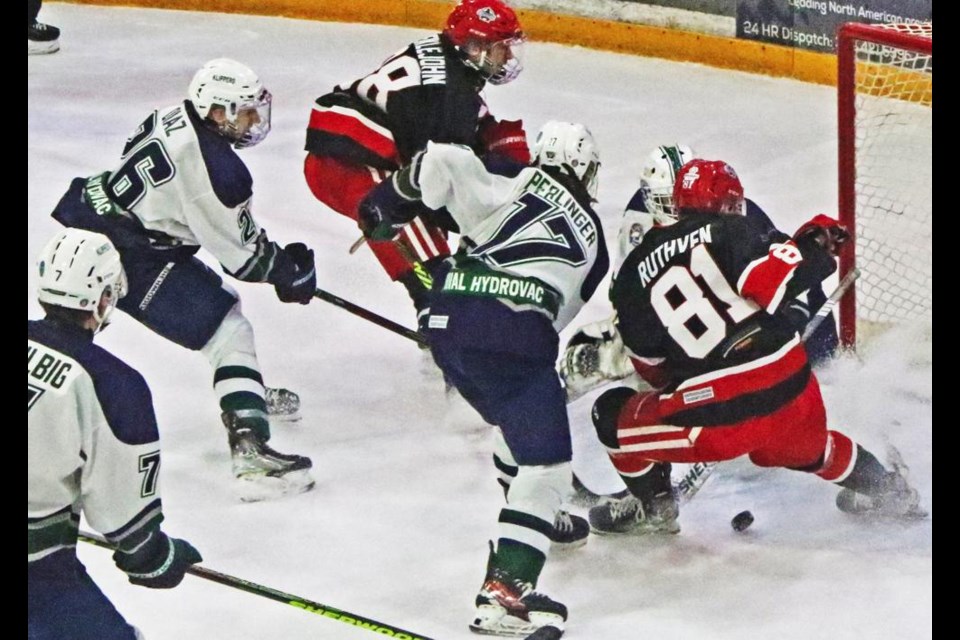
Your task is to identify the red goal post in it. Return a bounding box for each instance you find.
[837,22,932,349]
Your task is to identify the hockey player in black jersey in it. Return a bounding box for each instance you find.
[304,0,530,330]
[29,229,202,640]
[562,143,840,404]
[585,158,924,535]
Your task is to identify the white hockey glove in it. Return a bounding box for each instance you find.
[560,315,636,400]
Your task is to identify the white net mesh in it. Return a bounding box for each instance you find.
[852,23,932,328]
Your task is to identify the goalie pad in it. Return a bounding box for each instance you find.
[560,316,635,400]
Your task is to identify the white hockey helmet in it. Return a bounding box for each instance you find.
[188,58,272,148]
[532,121,601,200]
[37,229,127,331]
[639,144,695,222]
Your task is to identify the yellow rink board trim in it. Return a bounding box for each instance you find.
[59,0,838,86]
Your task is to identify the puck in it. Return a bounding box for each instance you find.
[731,510,754,532]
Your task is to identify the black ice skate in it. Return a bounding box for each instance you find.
[549,510,589,551]
[28,20,60,55]
[588,491,680,535]
[223,411,314,502]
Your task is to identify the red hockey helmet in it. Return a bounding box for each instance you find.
[445,0,522,46]
[444,0,526,84]
[672,159,745,216]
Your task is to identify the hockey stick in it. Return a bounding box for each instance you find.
[802,267,860,342]
[77,531,436,640]
[574,268,863,506]
[313,287,427,347]
[349,233,436,290]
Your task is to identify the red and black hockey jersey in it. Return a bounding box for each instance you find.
[305,32,489,170]
[611,212,836,424]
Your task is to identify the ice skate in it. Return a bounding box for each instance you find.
[588,491,680,535]
[29,20,60,55]
[265,386,301,422]
[569,473,630,508]
[549,510,589,551]
[837,445,926,520]
[223,411,314,502]
[469,567,567,637]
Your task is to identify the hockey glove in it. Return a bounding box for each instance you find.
[357,160,423,241]
[113,530,202,589]
[479,117,531,165]
[273,242,317,305]
[560,316,636,400]
[794,214,850,257]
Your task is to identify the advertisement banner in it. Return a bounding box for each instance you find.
[736,0,931,53]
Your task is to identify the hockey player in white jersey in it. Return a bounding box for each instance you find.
[29,229,203,640]
[49,59,316,501]
[561,144,696,403]
[358,121,609,637]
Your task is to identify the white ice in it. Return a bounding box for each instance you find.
[28,4,932,639]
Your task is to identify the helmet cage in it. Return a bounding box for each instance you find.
[639,144,694,223]
[188,58,273,148]
[464,35,526,85]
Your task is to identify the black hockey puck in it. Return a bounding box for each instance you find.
[731,510,754,532]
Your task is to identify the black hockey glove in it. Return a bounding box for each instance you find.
[794,214,850,258]
[273,242,316,305]
[358,180,414,241]
[113,531,202,589]
[358,156,424,241]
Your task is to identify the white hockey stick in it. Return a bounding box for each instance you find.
[802,267,860,342]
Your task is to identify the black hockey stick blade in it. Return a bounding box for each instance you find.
[78,531,436,640]
[313,287,427,347]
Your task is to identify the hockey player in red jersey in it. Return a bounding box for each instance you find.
[303,0,530,331]
[586,158,925,535]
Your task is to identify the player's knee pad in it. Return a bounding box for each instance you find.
[505,462,572,522]
[592,387,635,449]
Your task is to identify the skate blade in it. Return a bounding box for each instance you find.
[235,470,315,502]
[468,621,542,637]
[589,522,681,536]
[469,608,564,637]
[549,537,588,553]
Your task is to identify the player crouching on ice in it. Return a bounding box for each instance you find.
[568,158,925,536]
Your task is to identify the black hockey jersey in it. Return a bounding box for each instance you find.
[612,212,835,383]
[306,33,488,169]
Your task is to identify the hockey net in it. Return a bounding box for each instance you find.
[837,22,932,350]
